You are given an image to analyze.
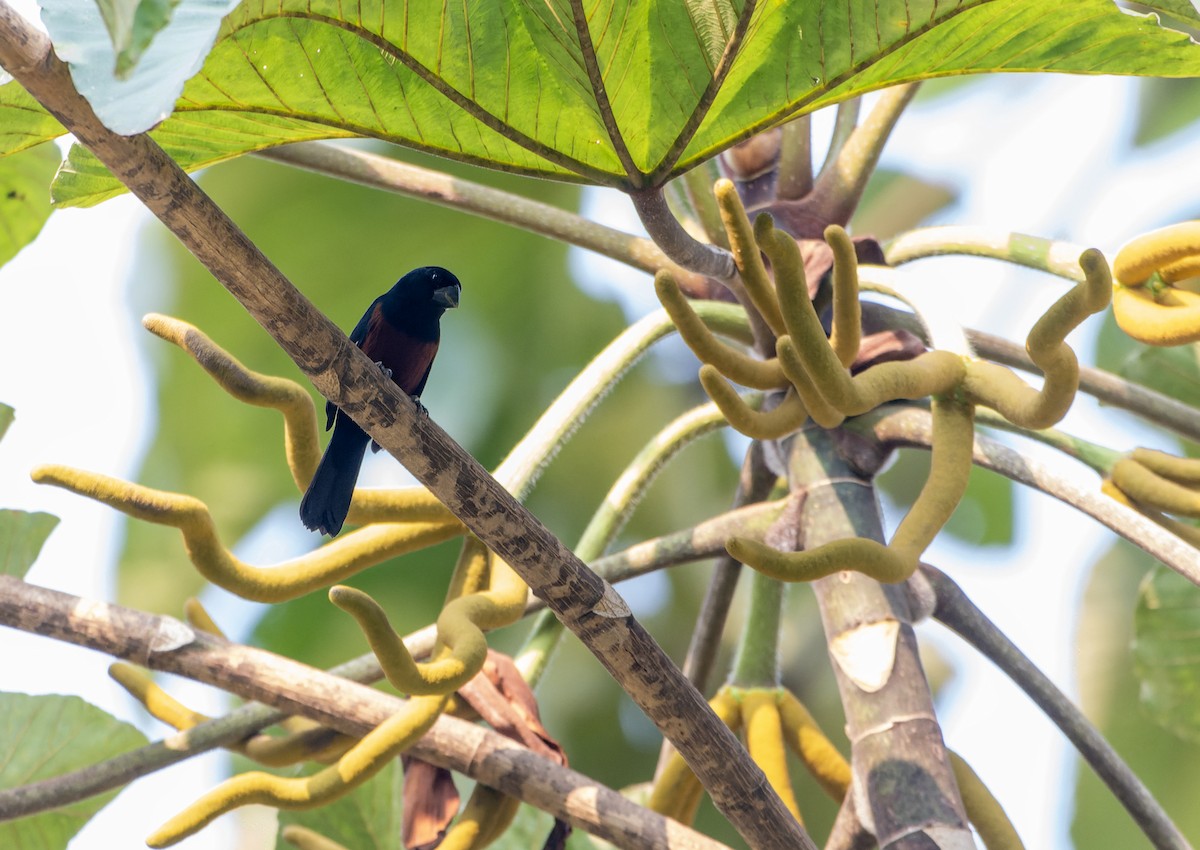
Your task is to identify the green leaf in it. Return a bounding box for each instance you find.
[0,510,59,578]
[1135,563,1200,741]
[1133,1,1200,30]
[53,0,1200,206]
[275,757,401,850]
[0,403,13,443]
[1119,341,1200,410]
[0,142,59,270]
[0,693,149,849]
[95,0,183,78]
[0,78,65,158]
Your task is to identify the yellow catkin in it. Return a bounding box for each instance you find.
[825,225,862,368]
[699,366,809,439]
[741,690,802,823]
[143,313,454,527]
[280,825,352,850]
[439,785,521,850]
[949,751,1025,850]
[182,598,226,638]
[1111,284,1200,347]
[1113,221,1200,286]
[655,272,787,390]
[776,691,850,801]
[147,694,448,847]
[774,337,846,428]
[329,585,489,695]
[109,664,209,730]
[1160,254,1200,284]
[110,663,353,767]
[726,537,915,584]
[889,397,975,562]
[967,249,1109,428]
[32,464,463,602]
[1103,477,1200,548]
[1111,457,1200,518]
[142,313,322,490]
[1130,447,1200,486]
[714,180,787,335]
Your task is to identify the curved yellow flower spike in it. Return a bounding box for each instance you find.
[150,538,526,846]
[948,751,1025,850]
[147,693,448,847]
[729,397,975,584]
[1111,284,1200,347]
[439,784,521,850]
[714,179,786,335]
[143,314,321,490]
[328,585,489,695]
[1102,477,1200,549]
[698,367,808,440]
[655,272,787,390]
[964,248,1111,429]
[775,691,850,801]
[825,225,863,369]
[32,465,463,603]
[742,689,802,822]
[281,825,351,850]
[1111,456,1200,519]
[1113,222,1200,287]
[144,313,455,527]
[1112,223,1200,346]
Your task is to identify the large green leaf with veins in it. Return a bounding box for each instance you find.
[38,0,1200,205]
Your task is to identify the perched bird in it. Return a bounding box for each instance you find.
[300,266,461,536]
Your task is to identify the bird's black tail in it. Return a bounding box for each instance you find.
[299,414,370,536]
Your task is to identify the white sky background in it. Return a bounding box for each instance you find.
[2,4,1200,848]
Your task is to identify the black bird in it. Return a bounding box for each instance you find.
[300,266,461,536]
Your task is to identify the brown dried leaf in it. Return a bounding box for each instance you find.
[402,757,460,850]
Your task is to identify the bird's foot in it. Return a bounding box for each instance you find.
[411,395,429,418]
[374,361,393,380]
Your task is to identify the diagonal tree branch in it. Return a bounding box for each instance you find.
[0,576,732,850]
